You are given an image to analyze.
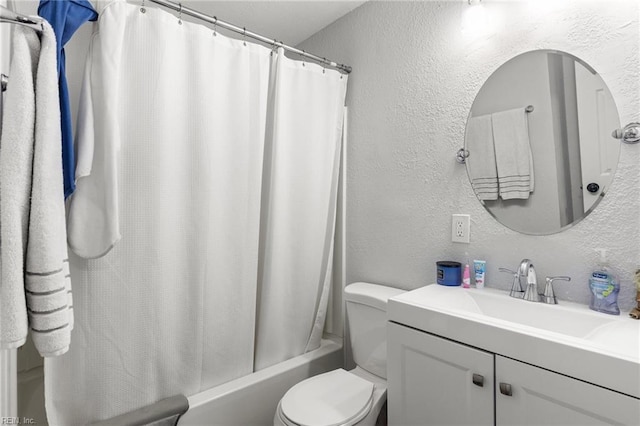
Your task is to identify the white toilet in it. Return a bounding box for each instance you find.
[274,282,405,426]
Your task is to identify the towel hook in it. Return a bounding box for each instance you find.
[456,148,469,164]
[612,123,640,144]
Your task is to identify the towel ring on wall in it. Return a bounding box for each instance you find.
[612,123,640,144]
[456,148,469,164]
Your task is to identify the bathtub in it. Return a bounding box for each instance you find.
[178,337,343,425]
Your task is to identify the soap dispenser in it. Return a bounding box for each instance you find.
[589,249,620,315]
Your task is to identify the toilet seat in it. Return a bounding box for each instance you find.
[279,369,375,426]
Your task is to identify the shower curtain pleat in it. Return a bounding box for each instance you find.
[45,2,270,424]
[254,48,348,370]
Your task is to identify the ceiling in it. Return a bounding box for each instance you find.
[6,0,365,49]
[178,1,366,46]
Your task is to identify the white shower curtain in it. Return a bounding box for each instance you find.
[45,1,348,423]
[47,1,270,424]
[255,48,348,370]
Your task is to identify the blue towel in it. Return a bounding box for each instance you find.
[38,0,98,199]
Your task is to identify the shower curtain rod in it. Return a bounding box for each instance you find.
[146,0,352,74]
[0,4,44,33]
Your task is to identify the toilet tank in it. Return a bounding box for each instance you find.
[345,282,406,379]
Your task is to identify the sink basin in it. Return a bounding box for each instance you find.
[427,285,619,339]
[388,284,640,398]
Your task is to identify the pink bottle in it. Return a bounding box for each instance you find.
[462,263,471,288]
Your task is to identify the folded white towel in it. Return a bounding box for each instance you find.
[492,108,534,200]
[28,21,73,357]
[0,25,38,351]
[466,114,498,201]
[0,23,73,357]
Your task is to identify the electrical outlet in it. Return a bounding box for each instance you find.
[452,214,470,243]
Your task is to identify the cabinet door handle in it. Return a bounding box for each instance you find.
[499,382,512,396]
[472,373,484,387]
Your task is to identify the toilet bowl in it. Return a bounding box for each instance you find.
[274,283,405,426]
[274,367,387,426]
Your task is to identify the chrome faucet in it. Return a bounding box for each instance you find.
[520,263,540,302]
[498,258,535,299]
[520,260,540,302]
[501,259,571,304]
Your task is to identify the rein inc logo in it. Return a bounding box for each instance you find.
[1,418,35,425]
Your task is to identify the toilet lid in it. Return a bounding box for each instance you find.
[281,369,374,426]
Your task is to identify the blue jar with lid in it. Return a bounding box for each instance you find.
[437,261,462,286]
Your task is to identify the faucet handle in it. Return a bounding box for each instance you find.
[542,276,571,304]
[547,276,571,283]
[499,267,517,275]
[499,267,524,298]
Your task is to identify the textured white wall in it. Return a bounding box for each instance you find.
[298,0,640,311]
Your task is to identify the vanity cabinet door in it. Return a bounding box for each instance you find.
[496,355,640,425]
[387,322,494,426]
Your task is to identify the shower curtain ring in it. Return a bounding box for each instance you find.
[302,50,306,67]
[213,17,217,36]
[140,0,146,13]
[243,27,247,46]
[177,3,183,25]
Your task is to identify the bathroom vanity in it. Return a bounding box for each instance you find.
[386,284,640,425]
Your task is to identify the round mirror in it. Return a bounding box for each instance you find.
[465,50,621,235]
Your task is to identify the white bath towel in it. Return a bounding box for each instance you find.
[28,21,73,357]
[0,25,38,352]
[0,23,73,357]
[465,114,498,201]
[492,108,534,200]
